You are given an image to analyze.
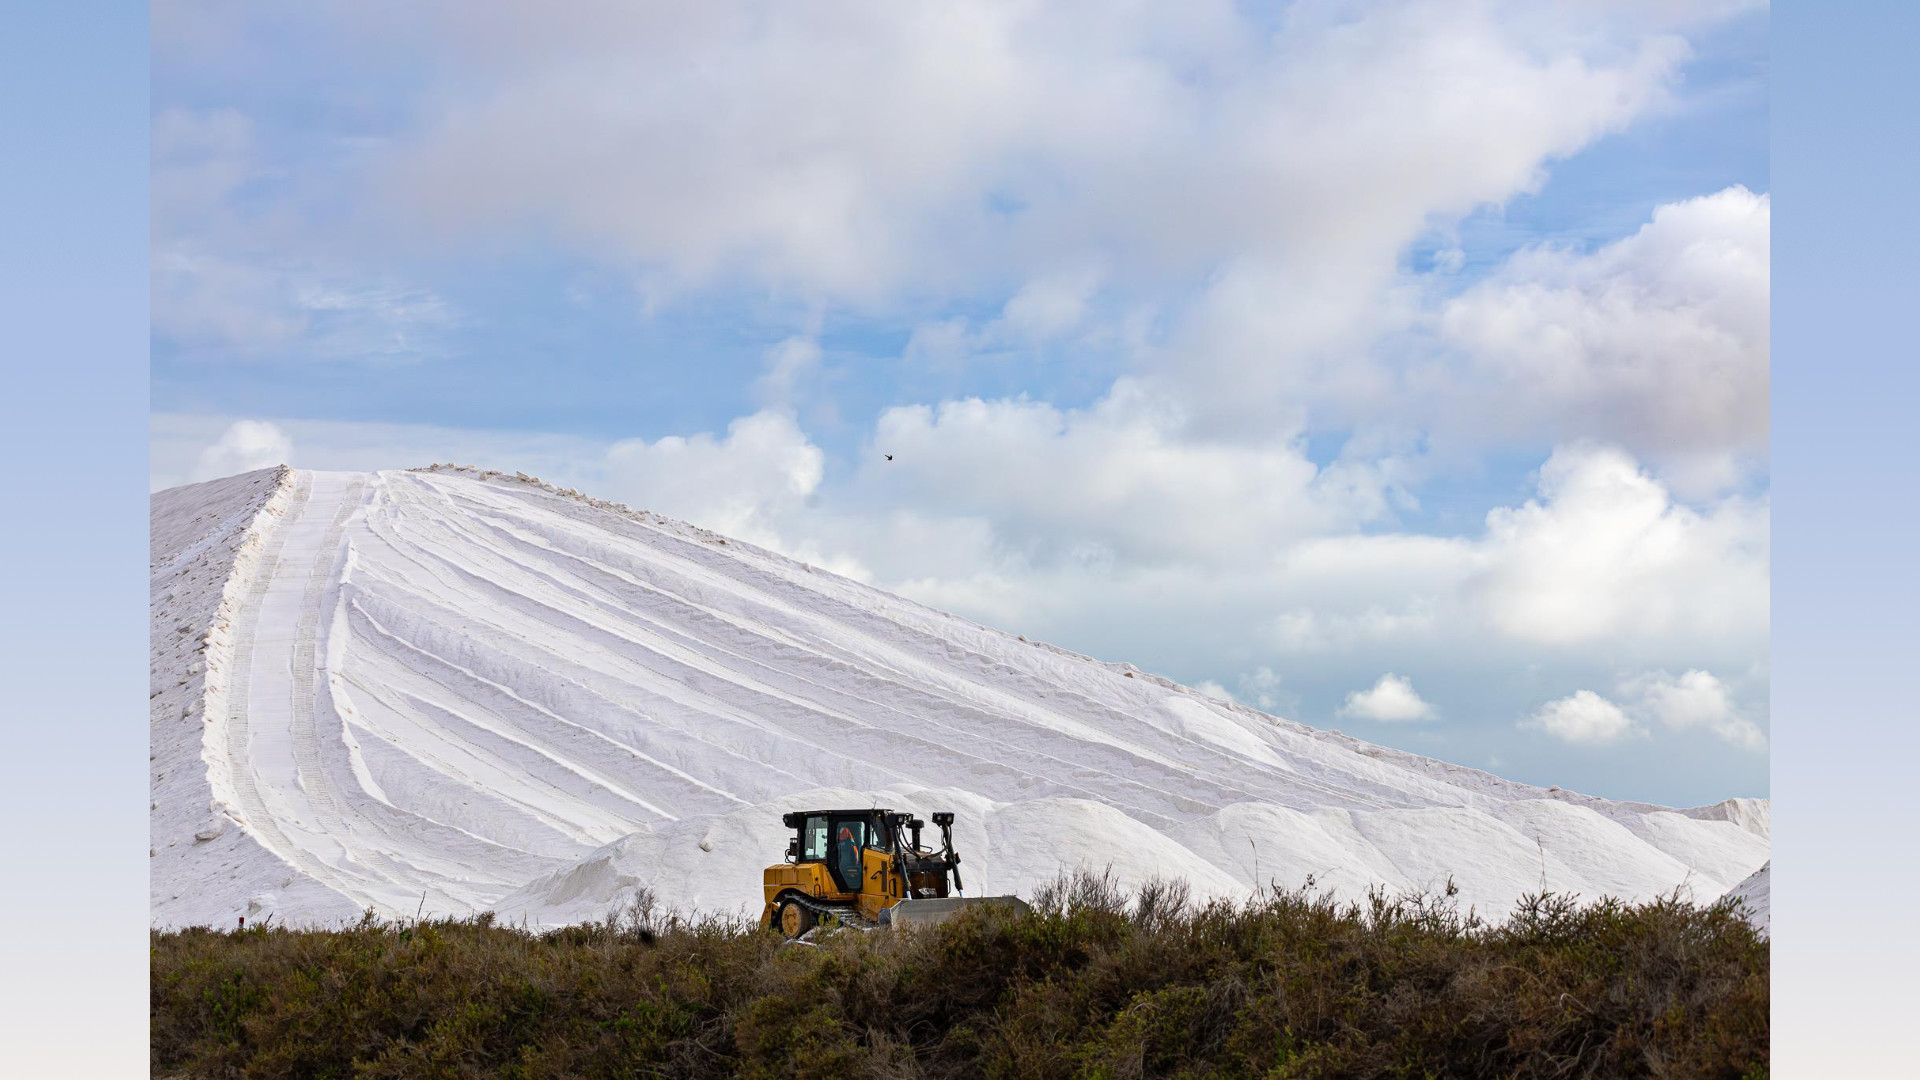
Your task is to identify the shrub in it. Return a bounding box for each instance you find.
[151,872,1767,1079]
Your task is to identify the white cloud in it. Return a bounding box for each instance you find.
[1470,443,1768,646]
[1194,680,1235,704]
[1437,186,1769,464]
[602,411,826,551]
[1338,673,1436,723]
[1137,183,1769,467]
[322,0,1701,312]
[994,265,1105,344]
[751,336,823,407]
[1268,601,1444,654]
[1259,442,1766,665]
[1523,690,1643,745]
[1521,669,1765,751]
[1239,667,1283,710]
[1623,668,1766,750]
[155,5,1769,476]
[193,420,292,481]
[901,265,1111,368]
[902,318,976,369]
[861,378,1398,567]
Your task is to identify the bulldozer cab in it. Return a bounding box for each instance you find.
[761,806,986,937]
[791,810,885,892]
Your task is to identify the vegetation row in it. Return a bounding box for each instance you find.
[152,871,1768,1079]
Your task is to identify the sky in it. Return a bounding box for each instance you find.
[150,0,1770,807]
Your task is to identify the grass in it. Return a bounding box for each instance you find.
[151,873,1767,1079]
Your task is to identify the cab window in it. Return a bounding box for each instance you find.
[832,816,868,851]
[827,815,871,890]
[801,815,829,862]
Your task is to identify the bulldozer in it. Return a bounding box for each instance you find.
[759,808,1026,938]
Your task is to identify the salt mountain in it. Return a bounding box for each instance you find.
[151,466,1769,929]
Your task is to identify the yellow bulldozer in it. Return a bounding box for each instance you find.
[759,808,1026,938]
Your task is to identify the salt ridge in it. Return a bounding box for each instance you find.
[150,467,1769,928]
[1725,861,1770,936]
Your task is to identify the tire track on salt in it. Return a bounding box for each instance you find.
[223,473,327,883]
[287,478,364,841]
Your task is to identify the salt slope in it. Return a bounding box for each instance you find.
[1724,861,1770,936]
[151,466,1769,928]
[151,469,365,926]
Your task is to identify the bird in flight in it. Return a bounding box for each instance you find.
[885,454,894,461]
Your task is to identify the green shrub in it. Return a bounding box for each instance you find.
[151,874,1767,1079]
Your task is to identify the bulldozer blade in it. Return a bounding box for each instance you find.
[882,895,1029,930]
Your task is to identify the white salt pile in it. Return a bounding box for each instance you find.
[151,467,1769,929]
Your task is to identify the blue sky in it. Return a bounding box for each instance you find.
[151,0,1771,806]
[154,8,1768,449]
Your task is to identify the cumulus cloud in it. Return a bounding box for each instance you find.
[155,4,1769,477]
[1523,690,1642,745]
[1261,442,1766,663]
[1622,669,1766,749]
[193,420,293,481]
[1437,186,1769,465]
[246,0,1703,309]
[601,411,825,551]
[902,265,1114,369]
[1238,667,1283,711]
[1194,680,1235,704]
[1338,674,1436,723]
[1470,444,1768,646]
[1521,669,1764,751]
[996,266,1105,343]
[862,378,1406,567]
[333,1,1726,449]
[1140,181,1769,460]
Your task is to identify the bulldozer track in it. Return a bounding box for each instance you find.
[288,477,365,839]
[224,472,315,874]
[780,890,874,930]
[222,472,387,907]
